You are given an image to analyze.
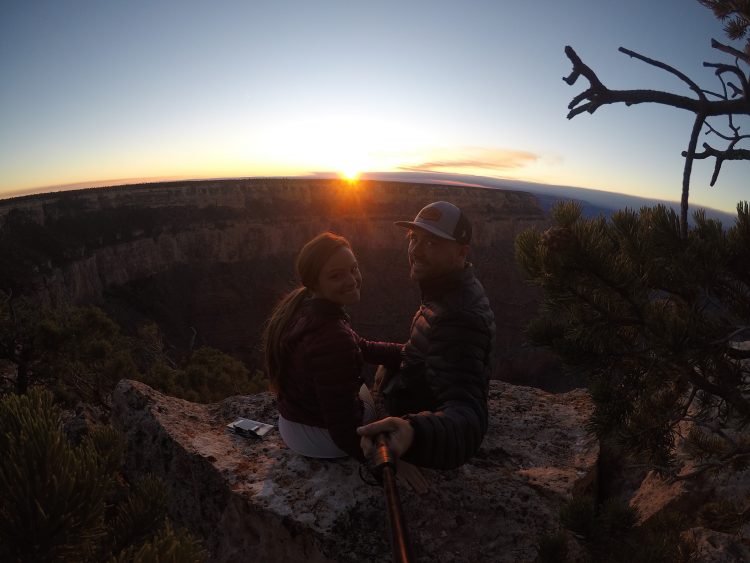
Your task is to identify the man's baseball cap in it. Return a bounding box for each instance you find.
[394,201,472,244]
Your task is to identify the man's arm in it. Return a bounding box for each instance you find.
[360,310,493,469]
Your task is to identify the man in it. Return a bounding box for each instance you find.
[358,201,496,470]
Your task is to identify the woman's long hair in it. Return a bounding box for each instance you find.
[262,232,352,393]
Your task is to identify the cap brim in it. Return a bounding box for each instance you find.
[394,221,456,241]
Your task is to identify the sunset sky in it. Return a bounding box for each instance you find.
[1,0,747,213]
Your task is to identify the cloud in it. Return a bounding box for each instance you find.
[399,147,539,173]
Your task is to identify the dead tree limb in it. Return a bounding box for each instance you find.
[563,41,750,239]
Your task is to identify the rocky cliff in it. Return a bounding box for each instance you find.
[2,179,562,388]
[111,378,598,562]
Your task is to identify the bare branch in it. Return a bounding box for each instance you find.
[564,47,748,120]
[687,142,750,186]
[703,119,750,141]
[704,61,750,97]
[619,47,706,99]
[563,46,606,89]
[681,114,706,238]
[563,35,749,237]
[567,89,598,118]
[711,38,750,65]
[691,143,750,161]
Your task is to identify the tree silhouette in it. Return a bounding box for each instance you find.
[564,0,750,238]
[516,201,750,478]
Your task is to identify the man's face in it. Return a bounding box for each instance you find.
[407,229,468,282]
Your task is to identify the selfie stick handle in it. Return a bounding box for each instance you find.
[373,434,412,563]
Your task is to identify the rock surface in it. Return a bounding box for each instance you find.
[626,355,750,560]
[680,527,750,562]
[628,445,750,559]
[111,379,597,563]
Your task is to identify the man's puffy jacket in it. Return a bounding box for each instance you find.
[380,264,495,469]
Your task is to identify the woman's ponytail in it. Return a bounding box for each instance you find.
[260,231,352,393]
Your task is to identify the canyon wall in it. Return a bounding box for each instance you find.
[3,179,561,387]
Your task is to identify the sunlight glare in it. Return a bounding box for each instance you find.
[252,114,429,176]
[340,168,360,182]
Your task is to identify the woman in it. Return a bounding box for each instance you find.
[262,231,403,460]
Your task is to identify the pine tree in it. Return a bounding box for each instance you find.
[516,201,750,474]
[35,306,139,407]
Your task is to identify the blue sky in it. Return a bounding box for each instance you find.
[1,0,747,213]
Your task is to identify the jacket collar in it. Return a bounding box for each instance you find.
[305,297,350,320]
[419,263,472,301]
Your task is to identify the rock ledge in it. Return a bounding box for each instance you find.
[111,379,598,562]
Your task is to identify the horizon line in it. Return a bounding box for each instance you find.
[0,171,736,217]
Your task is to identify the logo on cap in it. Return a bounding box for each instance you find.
[418,207,442,222]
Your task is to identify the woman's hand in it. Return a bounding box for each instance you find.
[357,416,414,459]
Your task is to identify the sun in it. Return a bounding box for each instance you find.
[340,168,360,182]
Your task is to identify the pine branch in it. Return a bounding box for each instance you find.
[668,387,699,433]
[688,367,750,416]
[674,450,750,481]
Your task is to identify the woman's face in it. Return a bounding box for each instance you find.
[312,246,362,306]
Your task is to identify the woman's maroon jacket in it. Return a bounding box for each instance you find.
[278,298,403,460]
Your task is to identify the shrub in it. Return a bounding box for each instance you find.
[0,388,206,562]
[141,346,268,403]
[0,388,109,562]
[111,521,207,563]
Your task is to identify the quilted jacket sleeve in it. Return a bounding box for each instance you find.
[402,309,493,469]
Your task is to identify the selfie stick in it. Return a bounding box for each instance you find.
[372,433,412,563]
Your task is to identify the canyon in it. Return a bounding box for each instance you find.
[1,178,563,389]
[5,178,748,561]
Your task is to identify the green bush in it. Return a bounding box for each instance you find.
[0,388,109,562]
[0,298,139,404]
[36,306,139,407]
[111,521,207,563]
[0,389,206,562]
[109,474,168,555]
[140,346,268,403]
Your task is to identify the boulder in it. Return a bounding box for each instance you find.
[111,379,598,562]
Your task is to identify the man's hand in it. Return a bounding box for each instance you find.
[357,416,414,459]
